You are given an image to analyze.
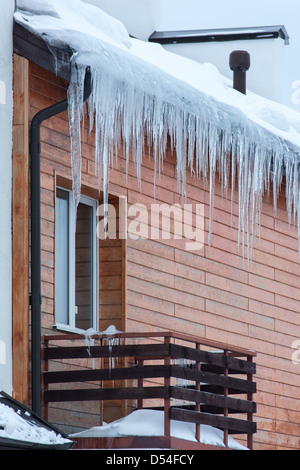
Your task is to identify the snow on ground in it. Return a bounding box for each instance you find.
[71,409,248,450]
[0,400,71,446]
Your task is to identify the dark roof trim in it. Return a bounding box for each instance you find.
[149,25,290,46]
[13,21,72,82]
[0,391,74,450]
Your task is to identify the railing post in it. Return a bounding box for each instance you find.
[100,337,104,426]
[137,359,144,409]
[43,336,49,422]
[223,349,229,448]
[196,342,201,442]
[164,336,171,439]
[247,355,254,450]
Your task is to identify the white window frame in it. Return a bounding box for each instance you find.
[55,187,99,334]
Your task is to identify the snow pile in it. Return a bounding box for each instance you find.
[84,324,123,340]
[71,409,248,450]
[0,401,71,446]
[84,325,123,351]
[14,0,300,257]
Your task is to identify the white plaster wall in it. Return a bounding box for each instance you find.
[85,0,162,40]
[0,0,14,395]
[163,38,286,103]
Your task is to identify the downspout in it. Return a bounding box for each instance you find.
[30,68,92,416]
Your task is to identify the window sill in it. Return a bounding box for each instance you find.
[53,323,88,335]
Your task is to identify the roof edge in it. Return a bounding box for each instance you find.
[13,21,72,82]
[149,25,290,46]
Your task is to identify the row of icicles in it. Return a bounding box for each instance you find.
[67,62,300,260]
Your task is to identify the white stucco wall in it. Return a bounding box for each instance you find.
[0,0,14,395]
[85,0,295,107]
[86,0,162,41]
[162,38,286,104]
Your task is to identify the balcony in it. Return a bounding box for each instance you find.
[43,331,256,450]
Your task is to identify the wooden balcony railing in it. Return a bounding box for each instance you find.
[43,331,257,450]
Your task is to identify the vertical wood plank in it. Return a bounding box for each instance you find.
[120,195,128,418]
[120,195,128,333]
[137,358,144,409]
[12,54,30,406]
[247,355,254,450]
[164,336,171,439]
[195,342,201,442]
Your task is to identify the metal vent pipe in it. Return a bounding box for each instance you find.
[229,50,251,95]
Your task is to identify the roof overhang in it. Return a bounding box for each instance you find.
[13,21,72,82]
[0,391,74,450]
[149,25,290,46]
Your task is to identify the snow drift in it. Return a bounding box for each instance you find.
[71,408,248,450]
[14,0,300,258]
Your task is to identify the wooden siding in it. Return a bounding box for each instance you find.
[12,55,30,406]
[17,60,300,449]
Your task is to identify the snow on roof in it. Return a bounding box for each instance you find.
[71,409,248,450]
[0,392,73,449]
[15,0,131,49]
[14,0,300,148]
[14,0,300,257]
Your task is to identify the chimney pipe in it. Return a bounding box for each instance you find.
[229,50,250,95]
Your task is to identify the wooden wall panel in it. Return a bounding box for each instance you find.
[12,54,29,406]
[99,196,125,334]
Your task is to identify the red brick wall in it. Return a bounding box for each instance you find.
[30,62,300,449]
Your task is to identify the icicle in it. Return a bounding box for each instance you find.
[67,62,86,210]
[84,327,98,369]
[95,325,123,384]
[105,336,120,385]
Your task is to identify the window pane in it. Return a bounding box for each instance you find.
[55,189,69,325]
[75,202,93,330]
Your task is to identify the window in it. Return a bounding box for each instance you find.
[55,188,98,332]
